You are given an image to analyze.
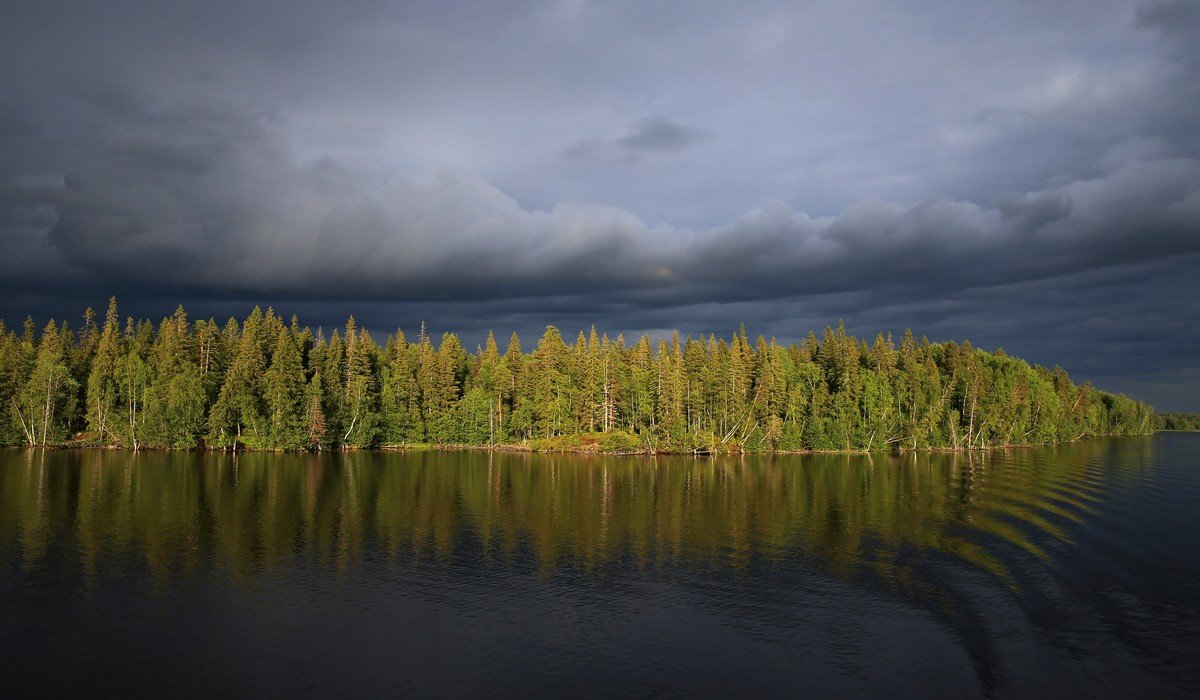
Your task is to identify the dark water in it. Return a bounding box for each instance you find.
[1,436,1197,698]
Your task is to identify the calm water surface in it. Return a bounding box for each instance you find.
[1,435,1197,698]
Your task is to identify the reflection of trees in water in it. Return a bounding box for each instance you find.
[0,440,1152,592]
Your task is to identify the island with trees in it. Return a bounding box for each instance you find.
[1155,413,1200,431]
[0,299,1154,453]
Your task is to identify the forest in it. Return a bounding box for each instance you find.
[0,299,1154,453]
[1155,413,1200,431]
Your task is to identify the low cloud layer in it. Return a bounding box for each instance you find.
[11,92,1193,304]
[1,1,1198,409]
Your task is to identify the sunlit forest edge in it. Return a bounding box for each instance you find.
[0,299,1155,453]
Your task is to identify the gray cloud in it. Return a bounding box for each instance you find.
[617,117,708,153]
[563,117,708,163]
[29,90,1197,307]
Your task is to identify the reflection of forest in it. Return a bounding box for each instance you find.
[0,441,1153,589]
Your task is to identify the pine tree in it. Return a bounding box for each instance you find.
[502,332,529,440]
[531,326,570,438]
[143,306,206,448]
[0,323,27,444]
[305,373,328,449]
[207,307,268,449]
[263,327,307,449]
[627,335,654,436]
[474,331,504,445]
[654,335,686,444]
[86,297,122,441]
[340,326,381,447]
[380,329,421,444]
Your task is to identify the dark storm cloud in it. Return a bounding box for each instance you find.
[28,90,1197,306]
[29,94,663,300]
[0,0,1198,409]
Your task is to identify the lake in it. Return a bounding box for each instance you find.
[1,435,1197,698]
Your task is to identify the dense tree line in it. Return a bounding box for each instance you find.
[1155,413,1200,431]
[0,300,1153,452]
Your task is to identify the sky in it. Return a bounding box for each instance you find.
[1,0,1198,410]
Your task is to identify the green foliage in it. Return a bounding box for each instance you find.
[1155,412,1200,431]
[599,429,643,453]
[11,322,79,446]
[142,307,206,448]
[86,298,122,442]
[0,301,1156,452]
[263,328,307,450]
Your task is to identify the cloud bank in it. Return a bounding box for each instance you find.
[23,94,1197,307]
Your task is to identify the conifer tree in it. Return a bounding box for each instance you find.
[143,306,206,448]
[627,335,654,436]
[0,323,27,445]
[263,328,307,449]
[380,329,421,444]
[305,373,328,449]
[86,298,122,442]
[502,332,529,440]
[531,326,570,438]
[473,331,504,444]
[207,307,268,449]
[341,326,381,447]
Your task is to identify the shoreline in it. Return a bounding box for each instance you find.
[2,433,1166,457]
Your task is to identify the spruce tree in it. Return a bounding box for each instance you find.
[305,373,328,449]
[143,306,206,448]
[86,297,122,441]
[207,307,268,449]
[380,329,421,444]
[263,327,307,449]
[340,325,381,447]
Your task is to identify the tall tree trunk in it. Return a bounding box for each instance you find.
[40,368,55,447]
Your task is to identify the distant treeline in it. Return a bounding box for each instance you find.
[0,299,1153,453]
[1155,413,1200,431]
